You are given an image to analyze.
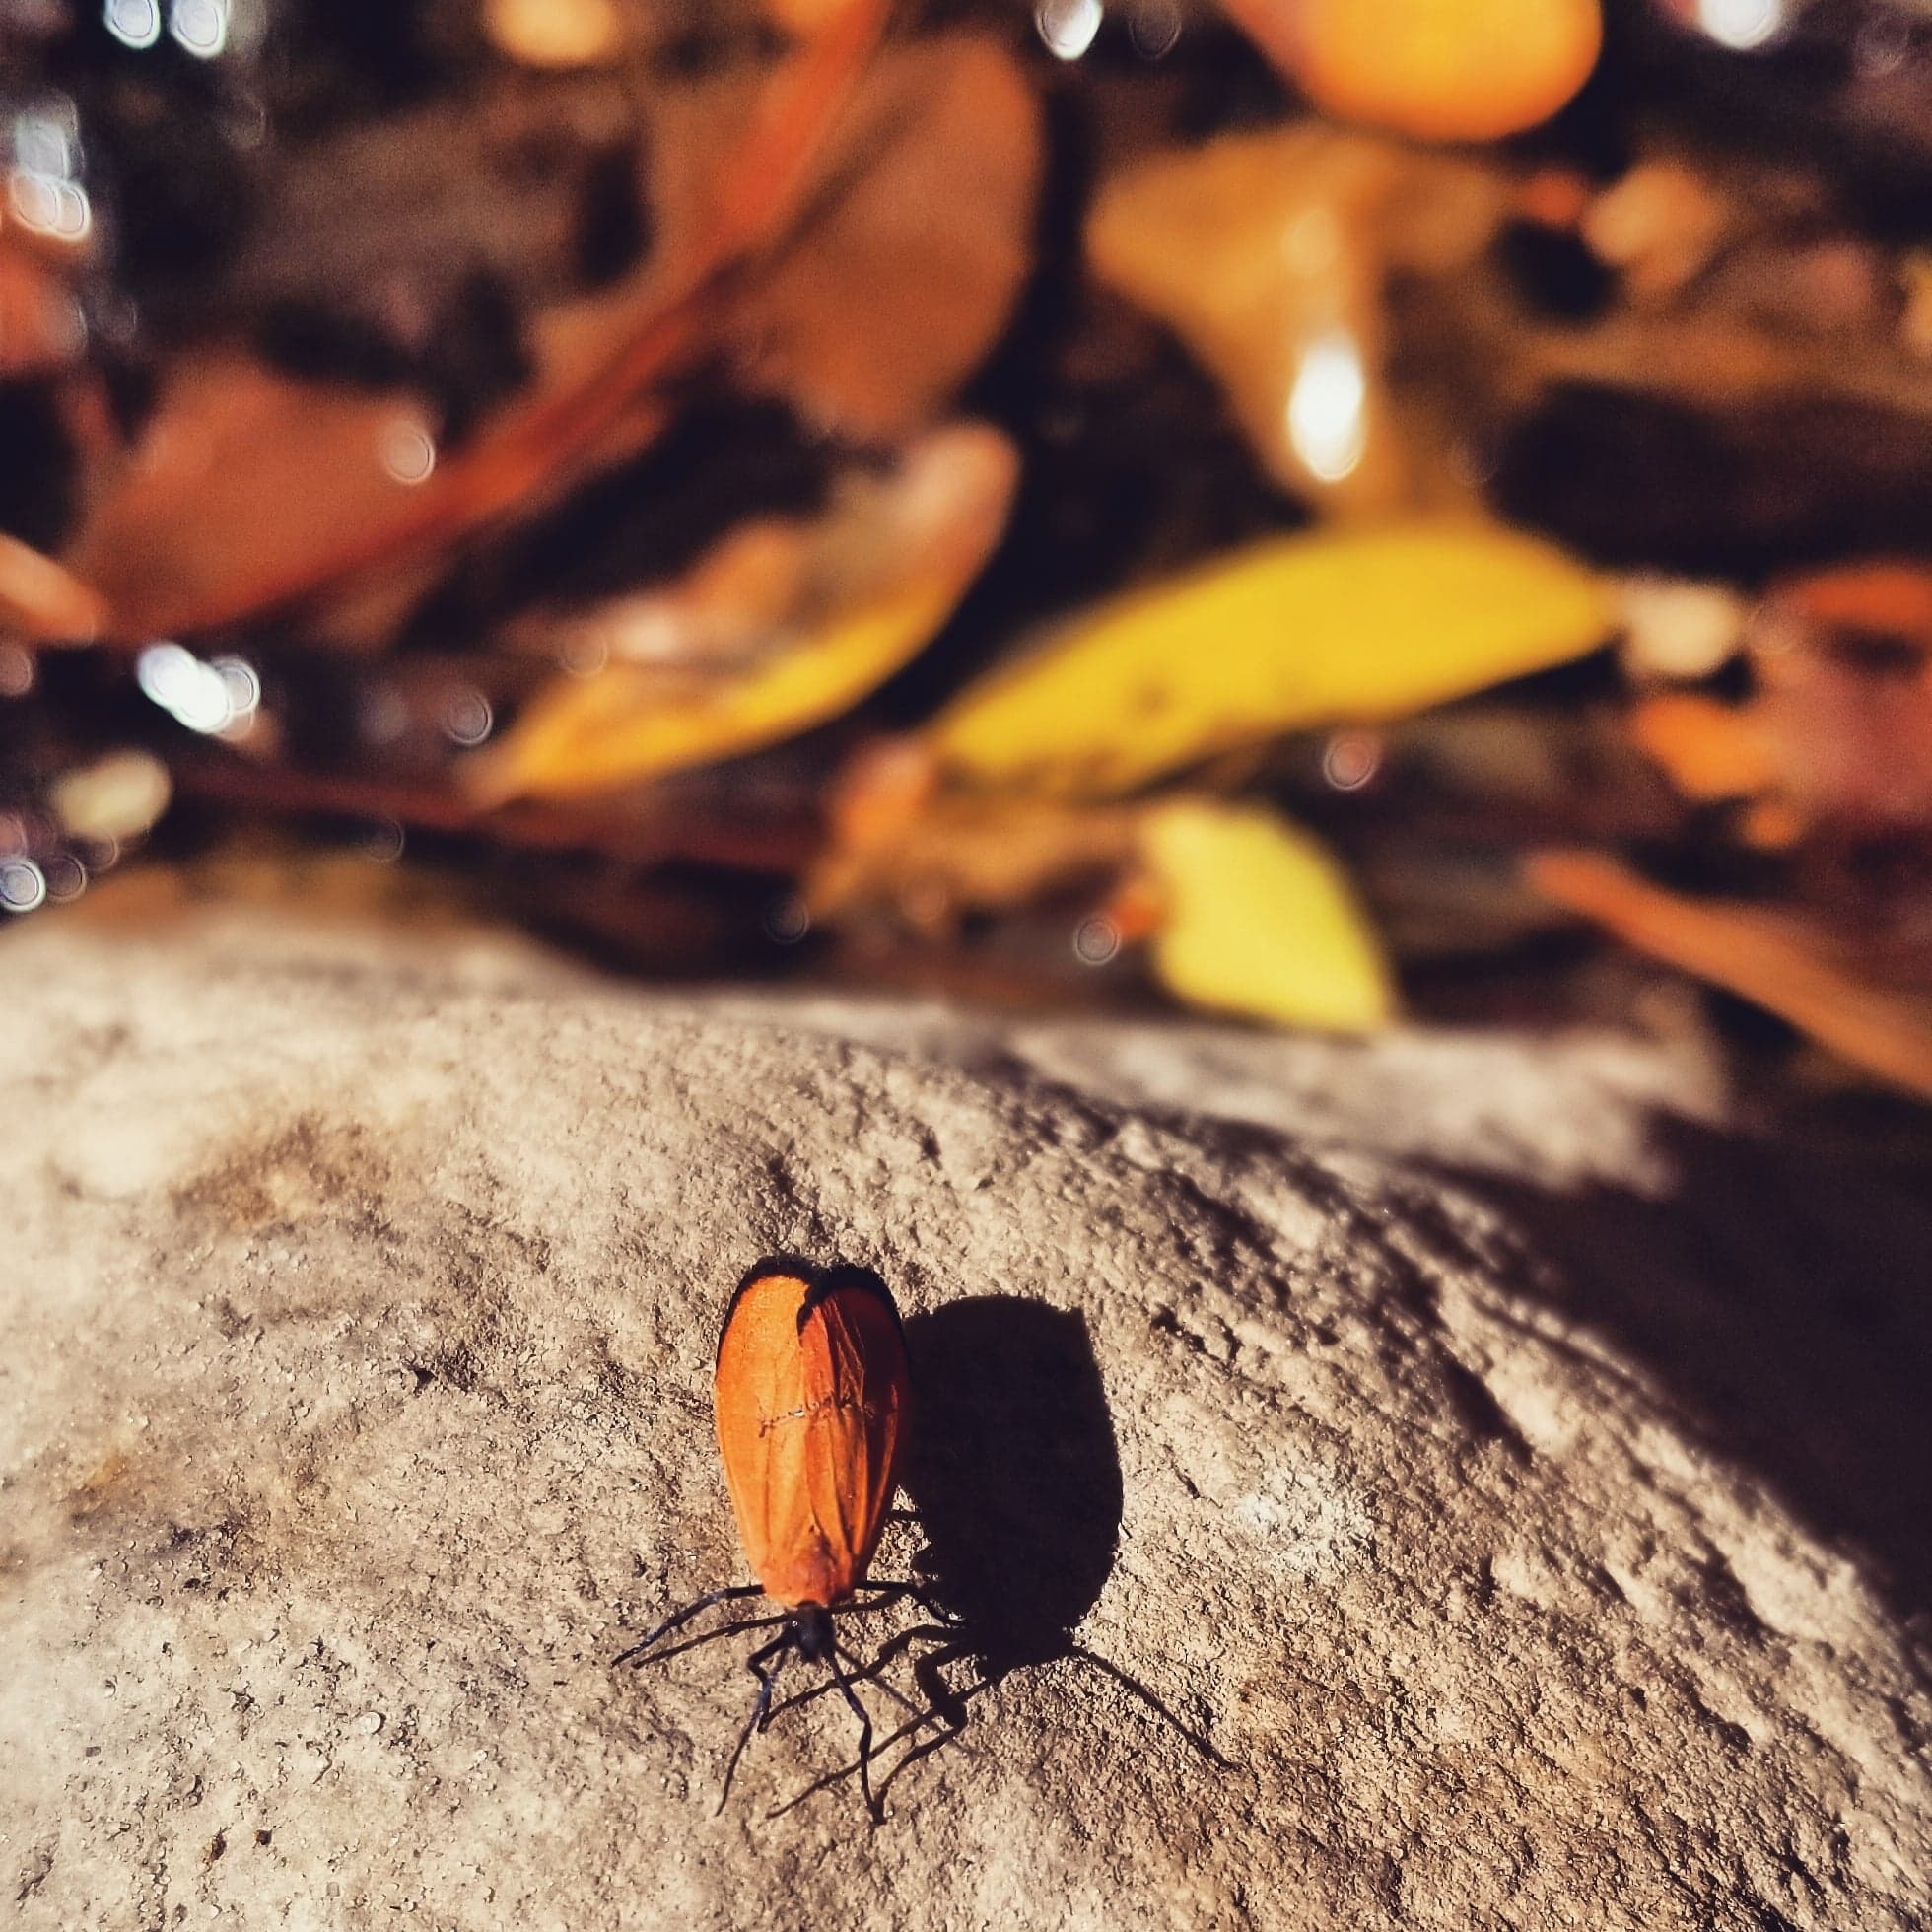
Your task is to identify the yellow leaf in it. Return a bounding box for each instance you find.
[471,589,935,800]
[1140,799,1394,1032]
[469,425,1014,801]
[930,522,1614,796]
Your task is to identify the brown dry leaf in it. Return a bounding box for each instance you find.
[0,246,84,378]
[809,740,1139,930]
[468,421,1018,802]
[1089,125,1503,512]
[62,357,440,647]
[1528,850,1932,1101]
[61,4,891,644]
[0,527,106,643]
[728,34,1045,442]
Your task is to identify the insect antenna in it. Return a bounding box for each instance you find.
[613,1583,765,1667]
[717,1625,798,1815]
[638,1612,794,1668]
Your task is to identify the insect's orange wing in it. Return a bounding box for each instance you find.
[714,1259,910,1610]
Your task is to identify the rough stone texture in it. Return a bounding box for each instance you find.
[3,911,1929,1930]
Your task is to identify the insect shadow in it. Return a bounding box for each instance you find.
[772,1294,1226,1813]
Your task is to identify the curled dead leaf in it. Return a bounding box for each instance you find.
[60,3,892,644]
[63,358,441,649]
[467,422,1018,801]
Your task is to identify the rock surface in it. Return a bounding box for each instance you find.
[3,911,1929,1929]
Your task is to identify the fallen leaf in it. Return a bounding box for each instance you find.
[0,528,106,643]
[730,34,1044,441]
[809,752,1140,932]
[1630,693,1778,802]
[1528,850,1932,1101]
[930,521,1615,797]
[1222,0,1601,144]
[1137,798,1394,1032]
[62,356,438,648]
[61,3,891,643]
[468,422,1018,801]
[1088,125,1502,510]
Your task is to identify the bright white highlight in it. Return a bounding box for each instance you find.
[170,0,231,57]
[137,644,258,737]
[1037,0,1103,61]
[0,858,47,915]
[1287,330,1369,486]
[104,0,162,49]
[1696,0,1784,50]
[379,418,438,485]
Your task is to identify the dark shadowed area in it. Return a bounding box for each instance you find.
[903,1295,1122,1666]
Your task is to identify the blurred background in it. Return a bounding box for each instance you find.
[4,0,1932,1146]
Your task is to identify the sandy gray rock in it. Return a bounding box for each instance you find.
[2,914,1928,1930]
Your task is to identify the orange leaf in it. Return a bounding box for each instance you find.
[1528,850,1932,1101]
[0,529,106,644]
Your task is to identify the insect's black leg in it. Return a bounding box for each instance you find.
[716,1626,795,1815]
[613,1583,765,1666]
[827,1644,880,1825]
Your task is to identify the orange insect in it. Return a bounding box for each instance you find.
[615,1256,936,1817]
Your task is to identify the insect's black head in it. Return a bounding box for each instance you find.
[793,1603,835,1664]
